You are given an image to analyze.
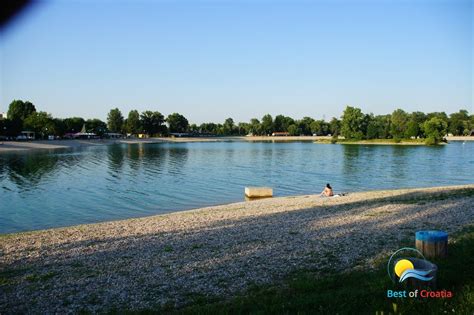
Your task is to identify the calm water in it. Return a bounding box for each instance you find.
[1,141,473,233]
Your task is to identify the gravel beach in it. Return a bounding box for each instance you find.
[1,185,473,313]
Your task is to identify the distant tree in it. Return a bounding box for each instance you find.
[189,124,199,133]
[448,110,470,136]
[199,122,218,134]
[341,106,365,139]
[260,114,274,135]
[364,114,388,139]
[249,118,261,135]
[167,113,189,133]
[365,114,379,139]
[274,115,295,132]
[329,117,341,136]
[223,118,235,135]
[107,108,124,133]
[287,124,301,136]
[310,120,329,136]
[7,100,37,134]
[52,118,66,137]
[86,119,107,136]
[427,112,448,122]
[216,124,226,136]
[297,117,315,135]
[140,111,166,136]
[470,115,474,133]
[7,100,36,122]
[0,119,10,137]
[390,109,409,139]
[273,115,285,132]
[23,112,55,139]
[423,117,447,145]
[237,122,250,135]
[126,110,141,135]
[405,111,426,138]
[63,117,85,133]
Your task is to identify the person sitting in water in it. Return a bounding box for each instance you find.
[321,183,334,197]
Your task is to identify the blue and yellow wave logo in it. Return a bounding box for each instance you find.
[393,259,433,282]
[387,247,436,283]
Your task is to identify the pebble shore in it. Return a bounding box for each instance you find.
[1,185,473,313]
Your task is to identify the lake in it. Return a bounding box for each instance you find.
[1,141,473,233]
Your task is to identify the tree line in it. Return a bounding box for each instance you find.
[1,100,473,144]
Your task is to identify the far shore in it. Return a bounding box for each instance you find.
[1,184,473,313]
[0,135,473,153]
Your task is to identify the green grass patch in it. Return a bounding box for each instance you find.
[0,267,30,286]
[167,226,474,314]
[25,271,57,282]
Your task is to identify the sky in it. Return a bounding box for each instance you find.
[0,0,472,124]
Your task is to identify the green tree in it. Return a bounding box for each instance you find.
[189,124,198,133]
[249,118,261,135]
[167,113,189,133]
[390,109,409,139]
[223,118,235,135]
[23,112,55,139]
[7,100,37,134]
[86,119,107,136]
[405,111,426,138]
[107,108,124,133]
[126,110,141,135]
[448,110,470,136]
[427,112,448,122]
[273,115,295,132]
[287,124,301,136]
[297,117,315,135]
[329,117,341,136]
[52,118,66,137]
[199,122,218,134]
[341,106,365,139]
[7,100,36,122]
[63,117,85,133]
[0,119,13,137]
[140,111,166,135]
[261,114,274,135]
[423,117,447,145]
[237,122,250,135]
[365,114,380,139]
[310,120,329,136]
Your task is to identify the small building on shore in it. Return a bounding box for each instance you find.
[17,131,35,140]
[271,132,290,136]
[105,132,122,139]
[73,132,97,139]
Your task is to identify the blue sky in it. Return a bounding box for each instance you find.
[0,0,472,123]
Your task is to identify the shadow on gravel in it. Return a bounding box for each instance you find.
[1,187,473,313]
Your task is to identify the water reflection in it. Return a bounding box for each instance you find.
[0,141,473,233]
[342,145,362,174]
[107,145,125,175]
[2,152,61,190]
[166,146,189,176]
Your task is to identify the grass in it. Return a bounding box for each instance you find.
[25,271,57,282]
[156,225,474,315]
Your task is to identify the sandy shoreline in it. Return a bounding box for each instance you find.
[1,185,473,313]
[1,136,473,153]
